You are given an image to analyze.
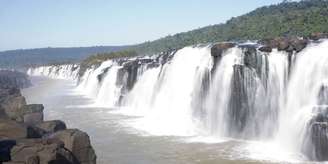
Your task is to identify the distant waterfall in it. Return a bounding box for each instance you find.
[27,64,80,80]
[74,40,328,161]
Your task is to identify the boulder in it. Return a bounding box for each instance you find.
[9,139,77,164]
[211,42,235,59]
[289,38,308,52]
[0,88,26,121]
[0,119,27,139]
[51,129,96,164]
[28,120,67,138]
[20,104,44,125]
[36,120,67,134]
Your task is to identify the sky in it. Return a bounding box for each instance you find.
[0,0,284,51]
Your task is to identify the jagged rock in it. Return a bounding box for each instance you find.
[9,139,77,164]
[211,42,235,59]
[0,140,16,162]
[20,104,44,125]
[51,129,96,164]
[0,119,27,139]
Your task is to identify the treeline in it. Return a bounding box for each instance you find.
[82,0,328,65]
[128,0,328,54]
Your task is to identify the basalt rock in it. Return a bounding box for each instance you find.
[9,139,78,164]
[228,64,258,137]
[0,88,27,121]
[303,106,328,161]
[28,120,67,138]
[20,104,44,125]
[51,129,96,164]
[211,42,235,60]
[259,37,308,53]
[0,119,27,139]
[258,46,272,53]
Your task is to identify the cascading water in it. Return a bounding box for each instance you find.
[275,40,328,160]
[27,64,80,80]
[31,39,328,162]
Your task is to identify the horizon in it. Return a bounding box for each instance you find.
[1,0,284,51]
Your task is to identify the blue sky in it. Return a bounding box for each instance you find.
[0,0,283,51]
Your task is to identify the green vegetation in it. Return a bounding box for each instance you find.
[82,0,328,67]
[79,50,138,76]
[128,0,328,54]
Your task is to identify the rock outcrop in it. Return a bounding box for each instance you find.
[259,36,308,53]
[0,73,96,164]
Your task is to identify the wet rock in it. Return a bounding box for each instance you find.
[0,119,27,139]
[318,85,328,105]
[258,46,272,52]
[303,106,328,161]
[211,42,235,59]
[228,65,258,137]
[51,129,96,164]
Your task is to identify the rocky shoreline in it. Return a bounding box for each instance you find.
[0,71,96,164]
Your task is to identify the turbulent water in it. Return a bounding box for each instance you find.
[26,40,328,163]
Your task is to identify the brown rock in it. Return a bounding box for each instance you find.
[211,42,236,58]
[10,139,77,164]
[51,129,96,164]
[36,120,66,134]
[0,119,27,139]
[20,104,44,125]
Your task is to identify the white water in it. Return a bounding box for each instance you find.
[27,64,79,80]
[28,40,328,163]
[275,40,328,158]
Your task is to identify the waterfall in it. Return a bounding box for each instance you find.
[275,40,328,160]
[27,64,80,80]
[70,39,328,161]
